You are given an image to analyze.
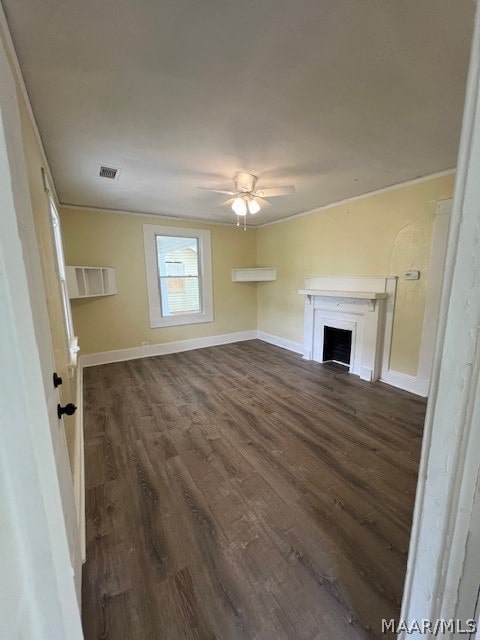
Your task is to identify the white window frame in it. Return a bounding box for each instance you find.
[143,224,214,328]
[45,173,79,366]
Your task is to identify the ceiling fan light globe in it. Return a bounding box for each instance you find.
[248,199,260,214]
[232,197,247,216]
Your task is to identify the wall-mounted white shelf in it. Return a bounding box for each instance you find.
[231,268,277,282]
[66,266,117,299]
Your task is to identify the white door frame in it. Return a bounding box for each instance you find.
[401,4,480,637]
[0,24,83,640]
[416,198,452,395]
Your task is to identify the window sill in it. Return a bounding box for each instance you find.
[149,312,214,329]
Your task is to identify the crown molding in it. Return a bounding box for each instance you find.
[257,168,456,228]
[61,168,455,230]
[59,203,254,229]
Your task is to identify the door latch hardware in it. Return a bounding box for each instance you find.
[53,372,63,388]
[57,403,77,419]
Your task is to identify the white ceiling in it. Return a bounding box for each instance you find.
[3,0,474,225]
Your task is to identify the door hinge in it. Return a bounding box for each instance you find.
[41,167,49,192]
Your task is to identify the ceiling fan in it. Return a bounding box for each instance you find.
[198,172,295,217]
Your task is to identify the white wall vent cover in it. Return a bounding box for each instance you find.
[99,166,119,179]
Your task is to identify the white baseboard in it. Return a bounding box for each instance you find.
[74,365,86,564]
[257,332,429,397]
[381,370,429,397]
[78,329,428,397]
[256,330,304,354]
[79,330,258,367]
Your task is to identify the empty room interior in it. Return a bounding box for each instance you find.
[2,2,480,639]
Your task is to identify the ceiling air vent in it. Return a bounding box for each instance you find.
[99,166,119,179]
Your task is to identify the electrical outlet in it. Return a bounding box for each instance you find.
[141,341,149,347]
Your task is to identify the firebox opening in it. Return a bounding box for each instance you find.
[323,326,352,367]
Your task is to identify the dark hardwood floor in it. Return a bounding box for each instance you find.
[82,340,426,640]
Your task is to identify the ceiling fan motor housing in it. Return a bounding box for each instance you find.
[233,171,257,193]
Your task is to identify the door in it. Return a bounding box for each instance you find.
[17,218,81,584]
[0,20,83,639]
[10,98,80,598]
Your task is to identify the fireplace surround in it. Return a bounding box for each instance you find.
[299,276,397,381]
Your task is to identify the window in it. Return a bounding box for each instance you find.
[143,224,213,328]
[46,179,79,365]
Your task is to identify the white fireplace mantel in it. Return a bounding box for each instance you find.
[298,276,397,381]
[299,288,387,311]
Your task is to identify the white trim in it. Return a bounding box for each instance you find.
[256,331,304,354]
[416,198,452,386]
[79,329,427,396]
[79,330,258,367]
[380,277,399,380]
[48,191,78,366]
[300,275,396,383]
[380,370,429,397]
[143,224,214,328]
[401,4,480,636]
[257,168,456,228]
[314,317,357,374]
[62,171,456,229]
[258,330,428,396]
[74,367,85,565]
[61,203,247,228]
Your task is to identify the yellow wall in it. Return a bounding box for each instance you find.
[12,78,77,465]
[60,209,258,354]
[61,174,453,377]
[257,174,455,376]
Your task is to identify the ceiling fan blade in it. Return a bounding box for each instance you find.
[254,197,272,208]
[220,198,236,207]
[254,185,295,198]
[197,187,235,196]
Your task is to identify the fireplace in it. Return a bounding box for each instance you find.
[323,326,352,366]
[299,276,397,382]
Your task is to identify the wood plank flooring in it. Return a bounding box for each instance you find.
[82,340,426,640]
